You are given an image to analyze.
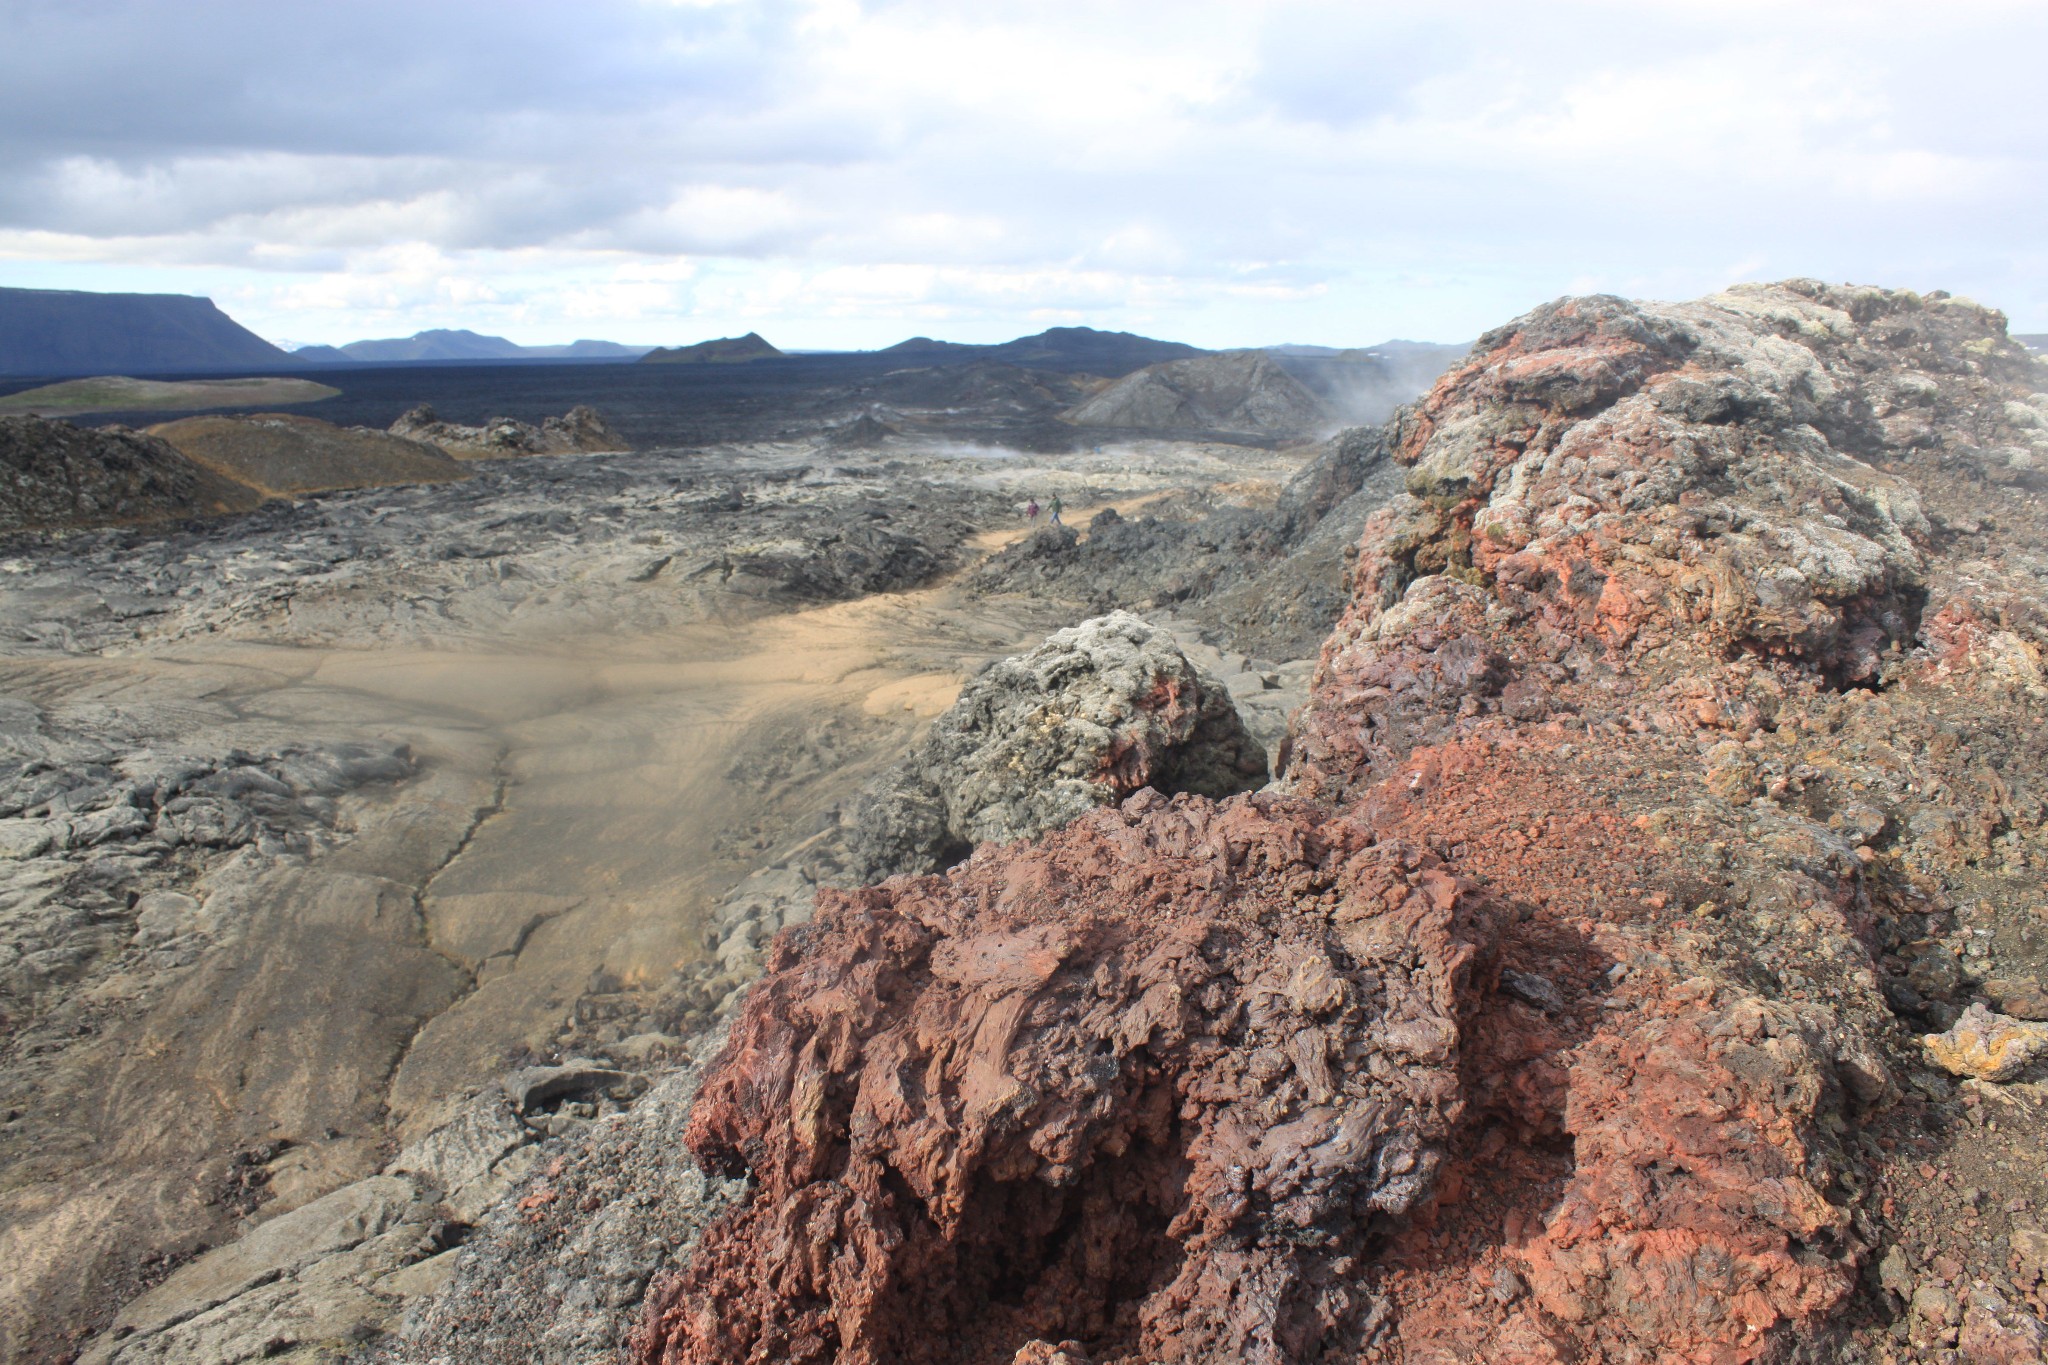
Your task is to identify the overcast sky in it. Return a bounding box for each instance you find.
[2,0,2042,349]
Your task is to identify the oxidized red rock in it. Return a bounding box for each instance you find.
[635,791,1508,1365]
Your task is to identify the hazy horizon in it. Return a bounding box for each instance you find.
[3,0,2043,350]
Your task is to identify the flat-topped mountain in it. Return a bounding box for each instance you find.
[0,287,295,377]
[316,330,654,363]
[640,332,784,365]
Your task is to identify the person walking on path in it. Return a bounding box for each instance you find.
[1025,498,1040,521]
[1048,495,1063,526]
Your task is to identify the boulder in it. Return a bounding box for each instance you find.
[1924,1003,2048,1081]
[842,611,1268,882]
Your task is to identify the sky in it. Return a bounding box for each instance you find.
[1,0,2043,350]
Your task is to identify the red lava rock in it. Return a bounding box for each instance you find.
[634,792,1509,1365]
[1511,990,1872,1355]
[633,281,2048,1364]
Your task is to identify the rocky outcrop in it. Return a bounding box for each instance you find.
[636,793,1509,1365]
[387,403,630,458]
[77,1176,446,1364]
[0,721,447,1364]
[841,612,1268,882]
[1276,280,2045,1360]
[625,281,2048,1363]
[0,415,260,534]
[147,413,468,496]
[1066,350,1330,440]
[395,1054,745,1363]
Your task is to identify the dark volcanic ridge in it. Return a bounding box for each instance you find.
[1066,348,1332,440]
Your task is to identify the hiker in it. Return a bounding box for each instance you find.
[1025,498,1040,521]
[1048,495,1063,526]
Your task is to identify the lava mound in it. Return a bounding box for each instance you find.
[146,411,467,496]
[388,402,630,458]
[637,792,1508,1365]
[0,414,261,534]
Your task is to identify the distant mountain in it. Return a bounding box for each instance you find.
[0,286,296,377]
[297,330,657,364]
[548,339,652,359]
[879,337,980,358]
[640,332,785,365]
[2017,333,2047,354]
[882,326,1203,377]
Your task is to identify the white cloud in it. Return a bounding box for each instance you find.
[0,0,2041,346]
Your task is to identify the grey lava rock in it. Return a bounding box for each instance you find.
[0,415,261,535]
[843,611,1269,882]
[1065,349,1330,440]
[388,403,630,458]
[391,1052,745,1365]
